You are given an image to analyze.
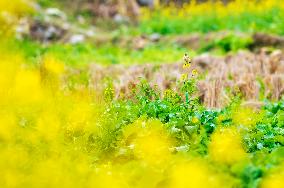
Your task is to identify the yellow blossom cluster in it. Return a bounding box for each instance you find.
[0,0,33,34]
[209,127,248,165]
[260,163,284,188]
[142,0,283,20]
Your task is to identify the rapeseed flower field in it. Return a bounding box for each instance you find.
[1,0,284,188]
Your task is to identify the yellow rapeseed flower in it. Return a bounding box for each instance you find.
[0,112,16,141]
[232,107,261,128]
[169,158,236,188]
[183,53,191,69]
[42,55,65,75]
[180,73,188,81]
[13,69,44,104]
[191,116,199,124]
[183,62,191,69]
[0,0,33,14]
[122,119,174,165]
[36,110,61,142]
[192,69,198,76]
[209,127,247,165]
[261,163,284,188]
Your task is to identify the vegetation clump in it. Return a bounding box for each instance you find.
[1,0,284,187]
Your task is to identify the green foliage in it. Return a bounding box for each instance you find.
[199,34,253,54]
[138,6,284,35]
[13,39,188,65]
[98,76,284,187]
[243,98,284,152]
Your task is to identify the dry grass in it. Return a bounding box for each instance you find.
[89,49,284,108]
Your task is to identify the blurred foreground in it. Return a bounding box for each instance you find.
[1,0,284,188]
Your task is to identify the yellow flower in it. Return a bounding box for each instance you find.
[192,69,198,76]
[209,127,247,165]
[191,116,199,124]
[183,62,191,69]
[36,110,61,142]
[180,73,188,81]
[183,53,191,64]
[0,112,16,141]
[122,119,174,165]
[182,53,191,69]
[42,56,65,75]
[169,158,235,188]
[261,163,284,188]
[0,0,33,14]
[216,114,226,125]
[232,107,261,128]
[12,69,44,104]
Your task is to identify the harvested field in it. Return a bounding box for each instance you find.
[89,50,284,107]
